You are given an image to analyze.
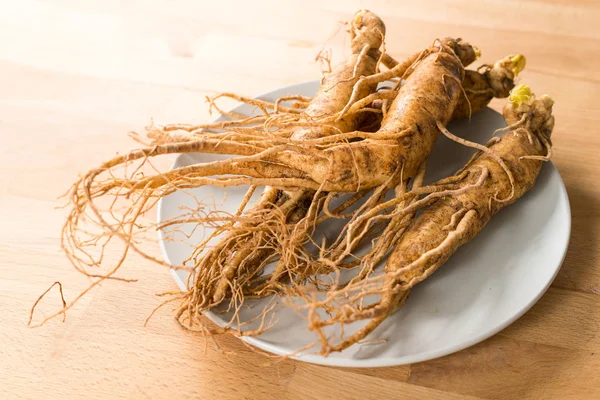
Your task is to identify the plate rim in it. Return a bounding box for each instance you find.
[157,80,571,368]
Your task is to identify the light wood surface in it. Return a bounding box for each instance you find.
[1,1,598,399]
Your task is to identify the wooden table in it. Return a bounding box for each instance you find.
[2,1,598,399]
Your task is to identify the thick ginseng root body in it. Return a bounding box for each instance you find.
[129,38,473,196]
[388,90,554,286]
[311,86,554,355]
[370,53,525,124]
[197,9,388,305]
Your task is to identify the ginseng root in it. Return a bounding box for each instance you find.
[189,9,391,310]
[302,85,554,355]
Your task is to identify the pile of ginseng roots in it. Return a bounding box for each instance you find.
[32,10,554,356]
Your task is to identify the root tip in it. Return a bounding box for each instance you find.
[511,54,526,76]
[509,84,534,106]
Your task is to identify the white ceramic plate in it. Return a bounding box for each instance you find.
[157,81,570,367]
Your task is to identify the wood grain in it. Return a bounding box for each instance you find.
[1,1,598,399]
